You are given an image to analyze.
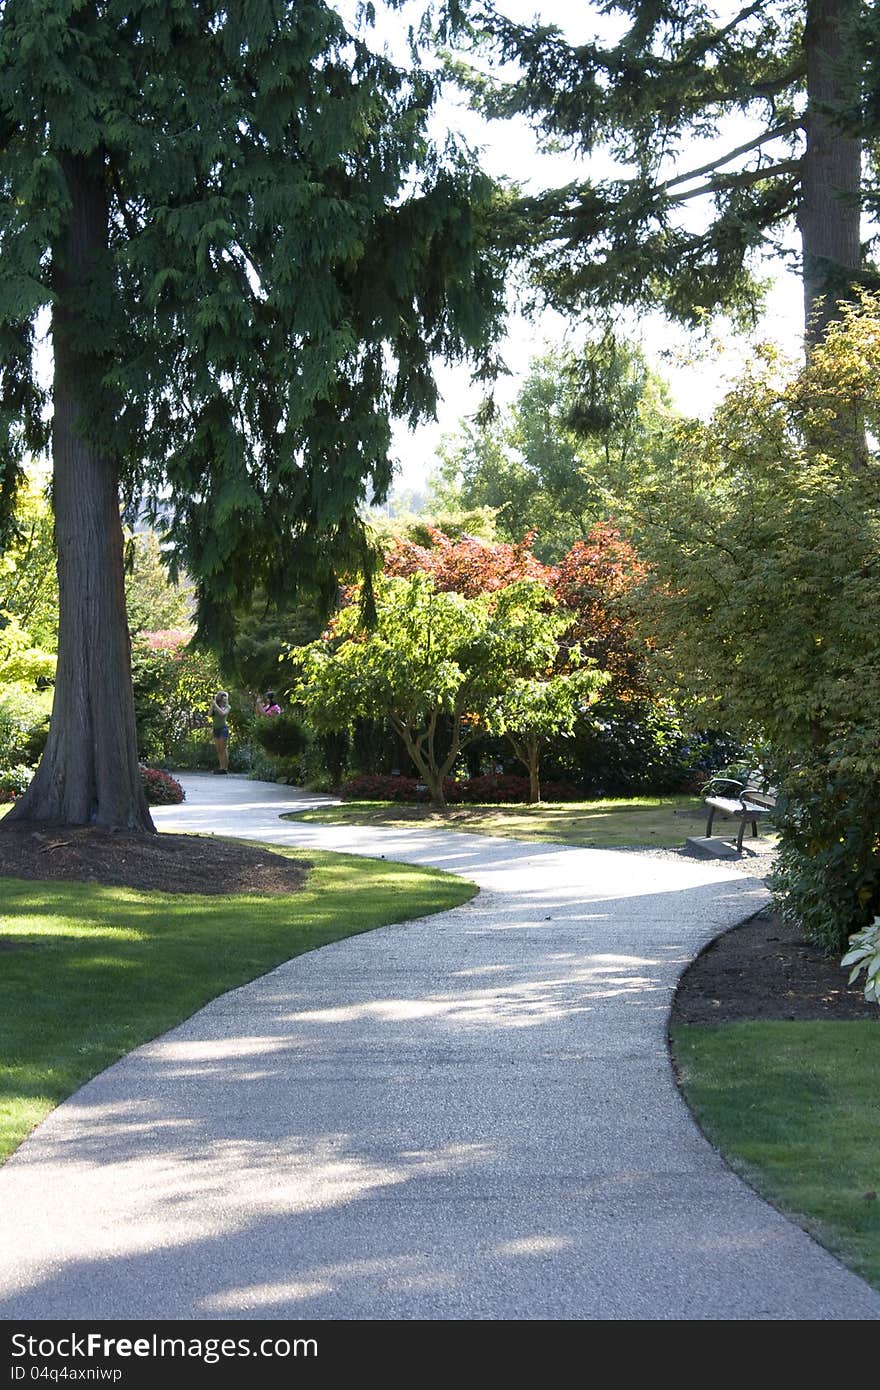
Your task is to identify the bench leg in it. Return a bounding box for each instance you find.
[736,818,747,853]
[706,808,716,837]
[752,819,759,838]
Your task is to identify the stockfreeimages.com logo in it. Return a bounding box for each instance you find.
[11,1332,317,1368]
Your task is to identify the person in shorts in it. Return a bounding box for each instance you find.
[211,690,231,773]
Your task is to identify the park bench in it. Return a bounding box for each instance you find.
[703,773,777,853]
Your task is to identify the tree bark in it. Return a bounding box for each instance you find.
[509,734,542,803]
[5,155,154,832]
[527,743,541,805]
[800,0,862,348]
[396,723,447,808]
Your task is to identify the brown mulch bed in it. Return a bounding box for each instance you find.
[0,824,310,896]
[672,907,879,1025]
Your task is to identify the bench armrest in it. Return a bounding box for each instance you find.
[703,776,746,796]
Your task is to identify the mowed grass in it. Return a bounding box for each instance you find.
[285,795,762,849]
[671,1022,880,1289]
[0,846,476,1163]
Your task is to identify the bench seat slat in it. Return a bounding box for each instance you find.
[704,777,776,851]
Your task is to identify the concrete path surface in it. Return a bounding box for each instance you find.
[1,773,878,1320]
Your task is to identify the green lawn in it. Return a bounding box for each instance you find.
[0,846,475,1163]
[284,794,766,849]
[671,1021,880,1290]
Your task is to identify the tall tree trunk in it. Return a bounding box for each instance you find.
[6,156,153,832]
[527,742,541,805]
[800,0,862,348]
[509,734,541,803]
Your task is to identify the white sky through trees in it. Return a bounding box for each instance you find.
[376,0,805,494]
[26,3,805,498]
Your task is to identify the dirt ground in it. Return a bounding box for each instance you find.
[671,906,879,1024]
[0,824,309,896]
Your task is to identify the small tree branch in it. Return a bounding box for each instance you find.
[703,2,763,47]
[659,122,802,195]
[668,160,802,203]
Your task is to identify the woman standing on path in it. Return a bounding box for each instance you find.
[211,691,231,773]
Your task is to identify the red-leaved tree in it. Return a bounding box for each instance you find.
[384,522,649,699]
[385,527,551,596]
[552,522,649,700]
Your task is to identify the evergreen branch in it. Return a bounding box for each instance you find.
[669,160,802,203]
[110,168,140,242]
[673,3,766,67]
[659,122,802,195]
[736,65,807,102]
[712,2,763,44]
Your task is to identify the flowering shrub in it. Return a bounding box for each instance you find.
[140,766,185,805]
[0,764,34,803]
[342,775,429,802]
[131,634,222,763]
[341,773,582,804]
[452,773,582,803]
[141,628,194,652]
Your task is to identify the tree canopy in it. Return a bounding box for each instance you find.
[1,0,509,635]
[429,337,672,559]
[455,0,869,346]
[620,290,880,948]
[0,0,510,828]
[294,571,600,806]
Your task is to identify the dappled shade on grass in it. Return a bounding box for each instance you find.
[284,795,742,849]
[0,849,476,1162]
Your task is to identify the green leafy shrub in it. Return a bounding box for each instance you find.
[158,732,218,772]
[131,632,223,763]
[235,745,283,783]
[545,698,746,796]
[617,296,880,953]
[0,685,53,768]
[770,767,880,953]
[841,916,880,1006]
[254,713,308,760]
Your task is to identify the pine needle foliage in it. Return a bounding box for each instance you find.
[452,0,868,338]
[0,0,510,650]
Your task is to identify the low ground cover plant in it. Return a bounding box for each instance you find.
[341,773,583,803]
[842,917,880,1006]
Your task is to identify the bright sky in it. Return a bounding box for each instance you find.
[377,0,806,493]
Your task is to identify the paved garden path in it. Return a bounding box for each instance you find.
[2,774,878,1321]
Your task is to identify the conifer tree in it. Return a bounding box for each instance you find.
[0,0,507,830]
[459,0,866,347]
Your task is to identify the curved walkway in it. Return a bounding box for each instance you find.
[1,774,878,1321]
